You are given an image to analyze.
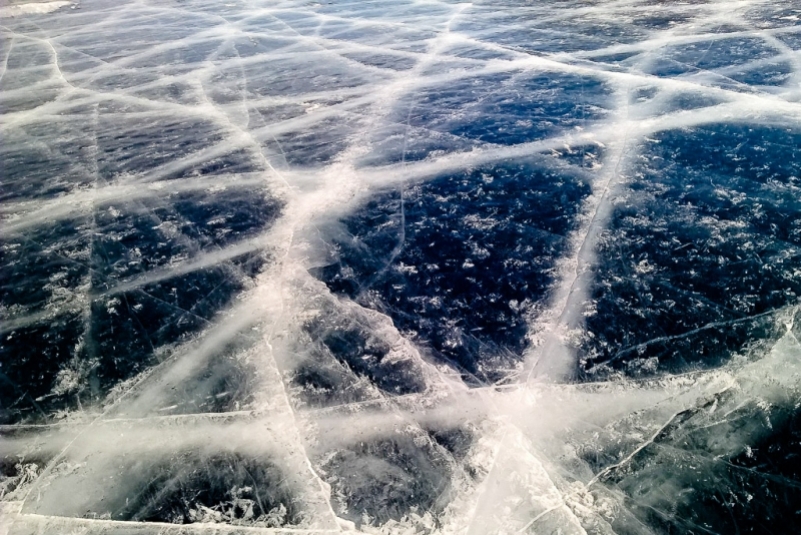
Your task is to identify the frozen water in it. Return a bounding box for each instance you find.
[2,0,801,533]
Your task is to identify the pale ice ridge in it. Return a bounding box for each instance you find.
[2,0,801,533]
[0,2,72,19]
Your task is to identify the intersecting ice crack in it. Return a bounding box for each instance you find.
[2,0,801,533]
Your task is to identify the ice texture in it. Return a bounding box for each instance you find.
[2,0,801,534]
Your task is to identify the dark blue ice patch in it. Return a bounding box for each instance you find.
[658,92,725,114]
[83,187,279,403]
[125,39,231,75]
[1,120,98,203]
[478,28,608,55]
[235,13,295,34]
[778,31,801,50]
[170,148,266,179]
[318,22,434,46]
[581,125,801,377]
[91,187,279,286]
[82,71,162,93]
[453,12,647,54]
[0,186,278,424]
[313,161,591,382]
[588,51,643,65]
[271,112,362,167]
[170,188,281,250]
[239,56,375,98]
[232,36,297,58]
[1,222,88,424]
[372,71,611,164]
[647,37,781,76]
[745,6,801,30]
[0,312,84,425]
[249,103,309,127]
[0,85,63,114]
[727,61,794,87]
[129,81,199,106]
[643,57,701,78]
[267,11,331,34]
[654,124,801,187]
[91,205,190,285]
[250,103,358,169]
[22,7,217,67]
[359,123,483,167]
[88,265,258,400]
[0,220,90,315]
[631,13,694,30]
[342,52,418,71]
[95,114,227,180]
[444,44,516,61]
[408,71,610,145]
[315,0,451,25]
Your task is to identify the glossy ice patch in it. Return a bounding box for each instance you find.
[2,0,801,533]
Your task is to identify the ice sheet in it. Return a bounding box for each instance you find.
[2,0,801,533]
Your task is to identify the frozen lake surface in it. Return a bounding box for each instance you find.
[2,0,801,533]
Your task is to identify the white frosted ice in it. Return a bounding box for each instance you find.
[0,1,71,18]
